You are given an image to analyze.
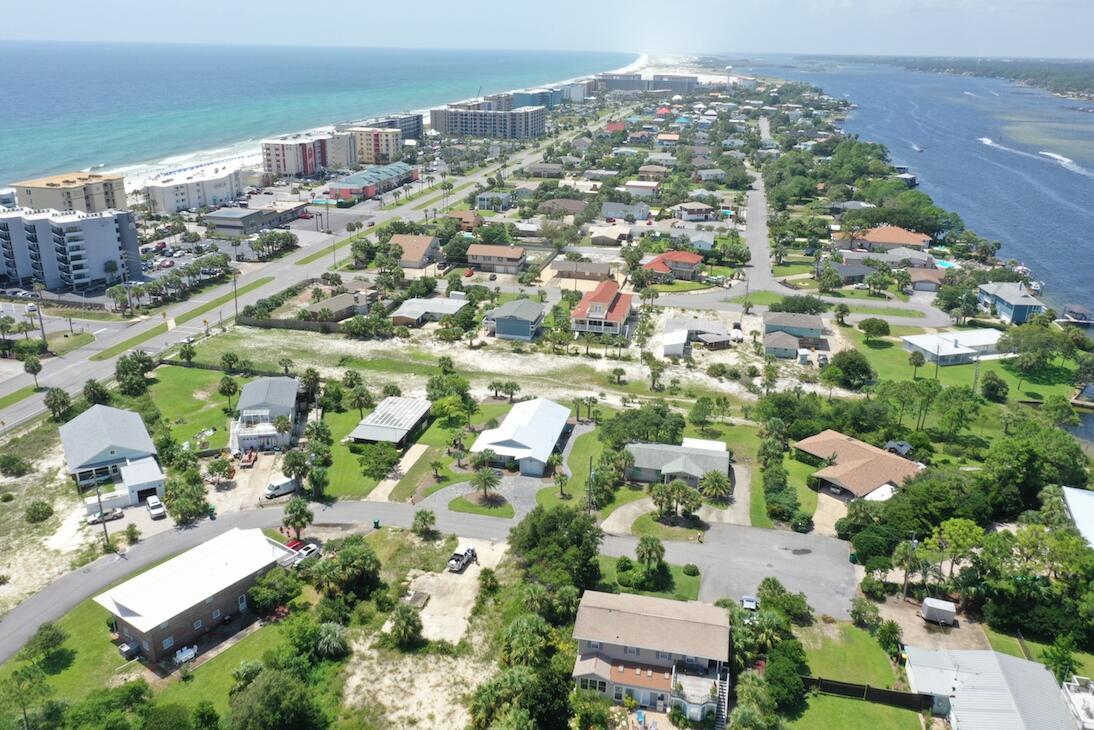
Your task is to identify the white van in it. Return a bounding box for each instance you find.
[264,477,296,499]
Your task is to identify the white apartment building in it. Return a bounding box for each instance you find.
[428,105,546,139]
[261,131,357,177]
[345,127,402,164]
[0,207,140,291]
[143,166,244,213]
[10,171,127,213]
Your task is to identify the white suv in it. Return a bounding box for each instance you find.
[146,495,167,520]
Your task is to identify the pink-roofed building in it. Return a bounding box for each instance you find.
[571,280,633,336]
[643,251,704,281]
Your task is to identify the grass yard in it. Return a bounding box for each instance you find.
[788,695,921,730]
[797,623,897,687]
[42,306,130,322]
[846,328,1078,403]
[148,365,248,450]
[448,493,515,518]
[175,276,274,325]
[650,280,711,294]
[682,421,772,528]
[0,385,36,410]
[846,303,924,319]
[631,512,704,542]
[324,408,380,498]
[412,181,476,211]
[786,456,818,516]
[985,626,1094,677]
[729,291,784,306]
[772,259,816,277]
[596,555,700,601]
[46,330,95,356]
[536,427,603,511]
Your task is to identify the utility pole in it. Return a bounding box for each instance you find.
[586,455,594,515]
[231,272,239,318]
[94,483,110,547]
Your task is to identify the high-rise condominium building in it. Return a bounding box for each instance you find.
[261,132,357,177]
[344,127,402,164]
[428,105,546,139]
[10,171,127,213]
[143,167,244,213]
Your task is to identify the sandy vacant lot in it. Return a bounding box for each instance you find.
[877,595,990,651]
[410,538,507,643]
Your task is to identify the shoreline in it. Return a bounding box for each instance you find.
[116,52,651,194]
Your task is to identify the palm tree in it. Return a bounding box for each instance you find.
[429,460,444,479]
[0,315,14,350]
[488,380,505,399]
[471,465,500,501]
[699,470,732,502]
[349,386,373,418]
[218,375,238,411]
[892,540,918,600]
[636,535,665,571]
[752,611,783,654]
[23,354,42,389]
[178,342,196,366]
[282,496,313,539]
[279,357,294,375]
[908,350,925,379]
[554,472,568,498]
[273,415,293,440]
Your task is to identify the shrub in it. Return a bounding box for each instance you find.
[682,563,700,577]
[615,569,634,588]
[727,367,741,380]
[746,364,760,378]
[850,596,881,631]
[0,492,14,503]
[876,620,903,657]
[479,567,499,595]
[24,500,53,524]
[615,555,634,573]
[860,575,887,601]
[0,454,30,477]
[791,511,813,533]
[124,523,141,545]
[0,574,8,586]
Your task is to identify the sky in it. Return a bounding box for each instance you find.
[3,0,1093,59]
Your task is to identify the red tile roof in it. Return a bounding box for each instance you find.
[605,121,626,133]
[571,280,632,323]
[643,251,703,273]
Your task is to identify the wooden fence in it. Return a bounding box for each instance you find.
[801,676,934,712]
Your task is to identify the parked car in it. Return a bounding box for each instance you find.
[86,508,124,525]
[25,304,37,313]
[146,495,166,519]
[293,543,321,567]
[447,545,477,572]
[817,353,829,366]
[740,595,759,612]
[264,477,296,499]
[463,268,474,278]
[159,259,175,269]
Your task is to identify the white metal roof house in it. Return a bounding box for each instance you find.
[348,397,432,448]
[59,405,156,486]
[905,647,1076,730]
[94,528,295,662]
[469,397,570,476]
[1063,486,1094,547]
[902,329,1003,366]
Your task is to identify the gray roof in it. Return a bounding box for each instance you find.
[553,260,613,276]
[59,405,155,473]
[833,262,875,279]
[601,201,648,220]
[905,647,1075,730]
[978,282,1044,307]
[843,248,932,265]
[391,297,468,321]
[665,317,726,337]
[764,331,800,349]
[626,442,730,479]
[348,397,431,443]
[485,299,546,323]
[237,377,299,413]
[763,311,824,331]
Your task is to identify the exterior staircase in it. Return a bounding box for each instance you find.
[715,672,730,730]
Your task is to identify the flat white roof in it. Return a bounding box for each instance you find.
[1063,486,1094,547]
[94,528,294,633]
[119,457,164,487]
[902,328,1002,357]
[681,437,727,452]
[470,397,569,465]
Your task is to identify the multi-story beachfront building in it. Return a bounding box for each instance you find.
[10,171,127,213]
[261,131,357,177]
[651,74,698,93]
[595,72,647,92]
[0,207,140,291]
[143,166,244,213]
[512,88,564,109]
[345,127,402,164]
[364,113,424,141]
[429,104,546,139]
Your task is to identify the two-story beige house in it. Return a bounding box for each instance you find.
[572,591,731,724]
[466,243,526,274]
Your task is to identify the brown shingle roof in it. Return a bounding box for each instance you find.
[794,429,922,498]
[857,225,931,248]
[572,590,730,662]
[389,234,438,263]
[466,243,525,260]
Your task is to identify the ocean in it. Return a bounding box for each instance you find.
[0,42,634,186]
[731,56,1094,313]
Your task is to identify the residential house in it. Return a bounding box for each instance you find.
[908,268,946,292]
[469,397,570,476]
[305,291,371,321]
[905,647,1076,730]
[572,591,730,723]
[571,279,632,336]
[794,429,922,501]
[673,202,715,222]
[901,329,1002,365]
[828,200,876,216]
[60,405,157,488]
[626,438,730,487]
[661,328,690,358]
[584,169,621,181]
[611,147,642,158]
[638,164,669,181]
[645,152,678,166]
[390,297,468,326]
[977,282,1045,324]
[466,243,526,274]
[232,377,301,453]
[601,201,649,221]
[94,528,296,662]
[842,248,934,268]
[552,260,614,281]
[572,137,593,153]
[696,168,726,183]
[763,311,823,339]
[475,191,512,211]
[484,299,546,341]
[538,198,588,218]
[643,251,704,281]
[623,180,660,198]
[830,262,876,285]
[447,210,483,232]
[588,223,632,246]
[763,331,801,359]
[525,162,564,178]
[1062,486,1094,547]
[348,397,432,448]
[390,234,440,269]
[841,225,932,252]
[655,133,680,147]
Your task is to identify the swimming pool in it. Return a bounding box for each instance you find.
[935,259,957,269]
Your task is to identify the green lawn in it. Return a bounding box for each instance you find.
[0,385,36,410]
[536,427,604,511]
[786,456,818,516]
[788,695,920,730]
[448,493,515,518]
[597,556,700,601]
[772,261,815,277]
[631,512,704,542]
[324,408,380,498]
[797,623,897,687]
[90,323,169,361]
[175,277,274,325]
[46,331,94,356]
[847,328,1078,403]
[413,181,476,211]
[985,626,1094,676]
[42,306,130,322]
[729,291,784,306]
[650,280,711,294]
[728,291,921,318]
[148,365,250,449]
[682,421,772,528]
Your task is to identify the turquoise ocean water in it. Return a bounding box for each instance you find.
[0,42,634,183]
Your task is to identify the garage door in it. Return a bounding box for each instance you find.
[136,487,160,503]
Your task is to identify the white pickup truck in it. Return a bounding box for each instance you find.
[447,545,477,573]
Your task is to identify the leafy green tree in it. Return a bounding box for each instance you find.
[307,467,329,500]
[82,378,110,405]
[1040,393,1079,427]
[508,506,602,589]
[17,621,68,668]
[164,472,208,525]
[358,442,400,480]
[980,370,1009,402]
[934,385,982,439]
[228,670,328,730]
[501,614,551,667]
[858,317,890,342]
[1042,634,1079,683]
[0,664,52,730]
